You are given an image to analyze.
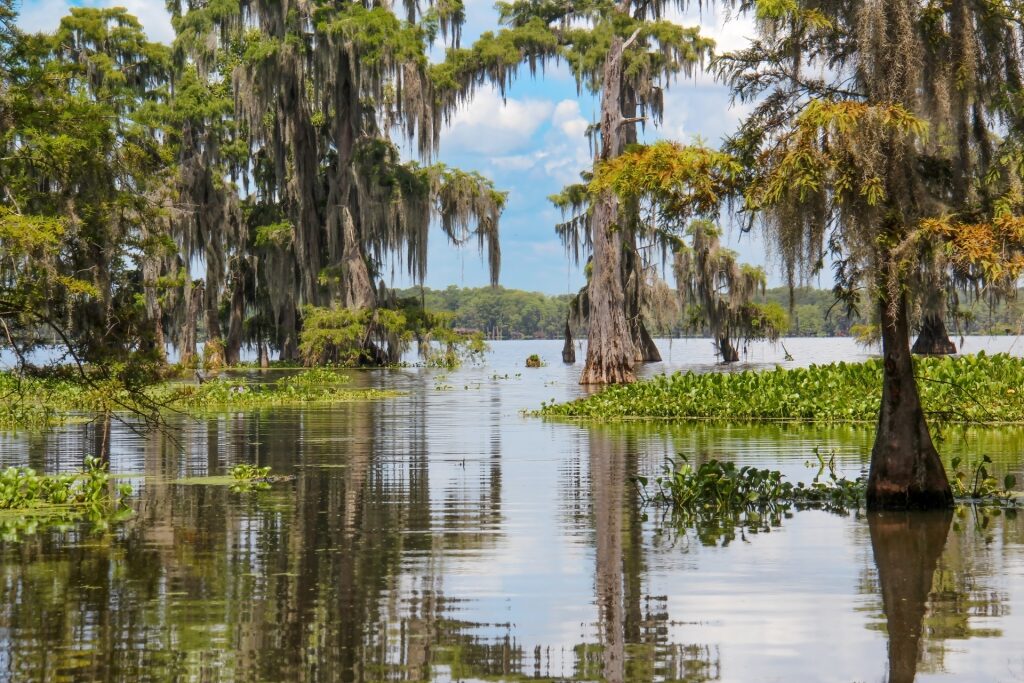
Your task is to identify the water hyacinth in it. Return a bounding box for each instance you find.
[0,457,133,540]
[541,353,1024,424]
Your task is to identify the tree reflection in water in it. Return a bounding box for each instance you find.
[868,511,952,683]
[587,426,721,682]
[1,391,1023,681]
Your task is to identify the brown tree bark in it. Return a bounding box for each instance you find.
[866,296,953,509]
[869,510,952,683]
[718,335,739,363]
[632,319,662,363]
[278,303,300,362]
[179,282,203,368]
[225,262,246,367]
[581,33,636,385]
[341,207,376,311]
[912,313,957,355]
[562,318,576,363]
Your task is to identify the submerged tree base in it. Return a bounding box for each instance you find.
[912,315,957,355]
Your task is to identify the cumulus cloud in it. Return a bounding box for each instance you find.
[484,98,592,186]
[17,0,175,43]
[551,99,588,139]
[442,86,555,155]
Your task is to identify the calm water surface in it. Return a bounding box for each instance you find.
[1,338,1024,682]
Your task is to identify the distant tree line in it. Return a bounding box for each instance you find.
[398,285,1024,341]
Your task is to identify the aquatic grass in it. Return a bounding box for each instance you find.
[540,352,1024,425]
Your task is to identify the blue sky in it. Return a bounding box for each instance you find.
[17,0,791,295]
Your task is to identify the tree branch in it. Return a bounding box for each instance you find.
[618,115,647,128]
[622,27,642,51]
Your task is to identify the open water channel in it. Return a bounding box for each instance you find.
[1,337,1024,681]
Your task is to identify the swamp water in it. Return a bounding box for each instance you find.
[1,338,1023,682]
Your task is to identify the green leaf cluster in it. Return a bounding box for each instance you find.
[540,352,1024,424]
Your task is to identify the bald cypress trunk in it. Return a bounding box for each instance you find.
[718,335,739,363]
[562,318,576,363]
[912,314,956,355]
[581,34,635,385]
[179,283,203,368]
[867,296,953,509]
[225,266,245,367]
[204,282,225,369]
[869,510,952,683]
[279,303,299,362]
[342,208,376,310]
[633,319,661,362]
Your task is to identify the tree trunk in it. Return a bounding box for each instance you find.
[342,207,376,311]
[581,34,635,385]
[633,319,662,363]
[279,303,299,362]
[912,313,956,355]
[562,318,576,363]
[179,282,203,368]
[867,297,953,510]
[225,265,245,367]
[259,341,270,369]
[869,510,952,683]
[718,335,739,363]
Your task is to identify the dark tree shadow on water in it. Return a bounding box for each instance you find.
[869,510,952,683]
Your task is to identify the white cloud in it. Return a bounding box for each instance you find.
[486,99,592,186]
[492,154,538,171]
[551,99,588,139]
[443,86,555,155]
[17,0,175,43]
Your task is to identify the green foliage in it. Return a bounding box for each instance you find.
[525,354,544,368]
[541,352,1024,424]
[949,455,1019,502]
[0,456,133,541]
[591,142,742,229]
[397,285,580,339]
[298,302,488,368]
[639,451,865,545]
[0,6,174,365]
[229,464,273,492]
[0,369,400,430]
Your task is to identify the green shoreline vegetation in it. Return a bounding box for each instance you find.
[0,368,401,431]
[540,352,1024,425]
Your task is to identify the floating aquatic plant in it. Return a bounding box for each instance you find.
[0,457,133,541]
[541,353,1024,425]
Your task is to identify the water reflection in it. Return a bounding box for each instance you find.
[588,427,721,682]
[0,341,1023,680]
[868,511,953,683]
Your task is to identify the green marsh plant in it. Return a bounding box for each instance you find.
[541,352,1024,425]
[0,456,133,540]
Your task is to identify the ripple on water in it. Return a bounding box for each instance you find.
[0,339,1023,680]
